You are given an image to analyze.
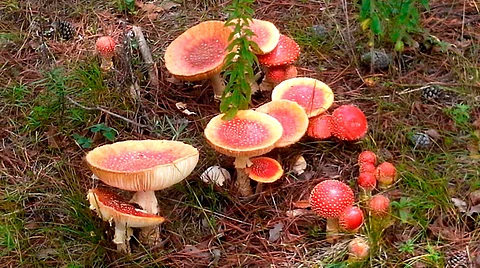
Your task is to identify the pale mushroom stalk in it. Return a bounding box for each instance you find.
[326,218,340,242]
[210,72,226,100]
[234,156,253,196]
[112,222,133,253]
[130,190,158,215]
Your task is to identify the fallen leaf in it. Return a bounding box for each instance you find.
[469,190,480,206]
[285,209,310,217]
[292,155,307,175]
[268,222,283,242]
[179,245,211,259]
[451,197,468,213]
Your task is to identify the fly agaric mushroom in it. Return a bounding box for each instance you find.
[257,35,300,91]
[358,151,377,167]
[330,105,368,141]
[375,162,397,188]
[348,237,370,261]
[272,77,334,118]
[87,188,165,253]
[261,65,298,88]
[96,36,116,70]
[309,180,354,242]
[256,99,308,147]
[245,18,280,55]
[204,110,283,197]
[368,194,390,217]
[357,172,376,201]
[359,162,376,174]
[164,21,233,100]
[245,156,284,183]
[307,114,333,139]
[339,206,364,232]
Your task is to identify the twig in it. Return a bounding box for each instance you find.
[66,96,153,131]
[132,26,159,89]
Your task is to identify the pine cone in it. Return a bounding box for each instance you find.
[446,249,469,268]
[410,132,431,148]
[53,21,75,40]
[361,50,391,69]
[422,85,443,100]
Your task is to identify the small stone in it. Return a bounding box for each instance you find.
[361,50,391,69]
[310,24,328,38]
[410,132,431,148]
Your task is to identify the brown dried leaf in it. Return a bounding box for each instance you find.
[292,200,310,208]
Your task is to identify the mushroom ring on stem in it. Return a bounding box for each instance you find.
[204,110,283,197]
[164,20,233,100]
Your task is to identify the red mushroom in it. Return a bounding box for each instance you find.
[359,162,376,174]
[245,18,280,55]
[307,114,333,139]
[330,105,368,141]
[348,237,370,261]
[357,172,376,201]
[358,151,377,166]
[256,99,309,147]
[272,77,334,118]
[339,206,364,232]
[375,162,397,188]
[263,65,298,87]
[245,156,284,183]
[368,194,390,217]
[96,36,116,70]
[309,180,354,242]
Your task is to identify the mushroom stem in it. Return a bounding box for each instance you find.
[210,72,226,100]
[325,218,341,243]
[234,156,253,197]
[113,221,133,253]
[130,190,158,215]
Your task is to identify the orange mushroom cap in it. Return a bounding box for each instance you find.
[86,140,199,191]
[358,151,377,166]
[359,162,376,174]
[204,110,283,158]
[257,35,300,67]
[310,180,354,219]
[357,172,377,190]
[164,21,232,81]
[245,157,284,183]
[307,114,333,139]
[96,36,116,59]
[256,99,308,147]
[245,19,280,55]
[272,77,334,118]
[375,162,397,187]
[368,194,390,216]
[330,105,368,141]
[87,188,165,227]
[264,65,298,85]
[339,206,364,232]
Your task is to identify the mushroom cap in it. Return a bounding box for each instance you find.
[358,151,377,166]
[348,237,370,260]
[368,194,390,216]
[359,162,376,174]
[165,21,232,81]
[257,34,300,67]
[255,99,308,147]
[86,140,199,191]
[375,162,397,186]
[331,105,368,141]
[339,206,364,231]
[87,188,165,227]
[246,19,280,55]
[309,180,355,219]
[96,36,116,58]
[357,172,377,190]
[307,114,333,139]
[264,65,298,85]
[204,110,283,158]
[245,156,284,183]
[272,77,334,118]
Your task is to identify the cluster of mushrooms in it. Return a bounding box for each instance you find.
[86,18,398,259]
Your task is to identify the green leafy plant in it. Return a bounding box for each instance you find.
[220,0,258,119]
[116,0,135,13]
[72,133,93,149]
[90,123,118,141]
[359,0,429,51]
[445,104,471,126]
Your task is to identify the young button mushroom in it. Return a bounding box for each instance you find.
[358,151,377,167]
[330,105,368,141]
[368,194,390,217]
[307,114,333,140]
[309,180,354,242]
[357,172,376,201]
[256,99,309,148]
[164,21,233,99]
[375,162,397,189]
[87,188,165,253]
[359,162,376,174]
[272,77,334,118]
[245,156,284,183]
[204,110,283,197]
[348,237,370,261]
[96,36,116,70]
[339,206,364,232]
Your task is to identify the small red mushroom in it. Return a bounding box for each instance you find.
[96,36,116,70]
[357,172,376,201]
[307,114,333,140]
[330,105,368,141]
[339,206,364,232]
[375,162,397,188]
[358,151,377,166]
[368,194,390,217]
[264,65,298,86]
[257,34,300,67]
[348,237,370,261]
[359,162,376,174]
[310,180,354,242]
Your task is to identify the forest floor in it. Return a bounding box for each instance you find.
[1,0,479,267]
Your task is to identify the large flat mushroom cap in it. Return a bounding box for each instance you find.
[256,99,308,147]
[165,20,232,81]
[204,110,283,158]
[245,156,284,183]
[87,188,165,228]
[272,77,334,118]
[86,140,199,191]
[247,19,280,55]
